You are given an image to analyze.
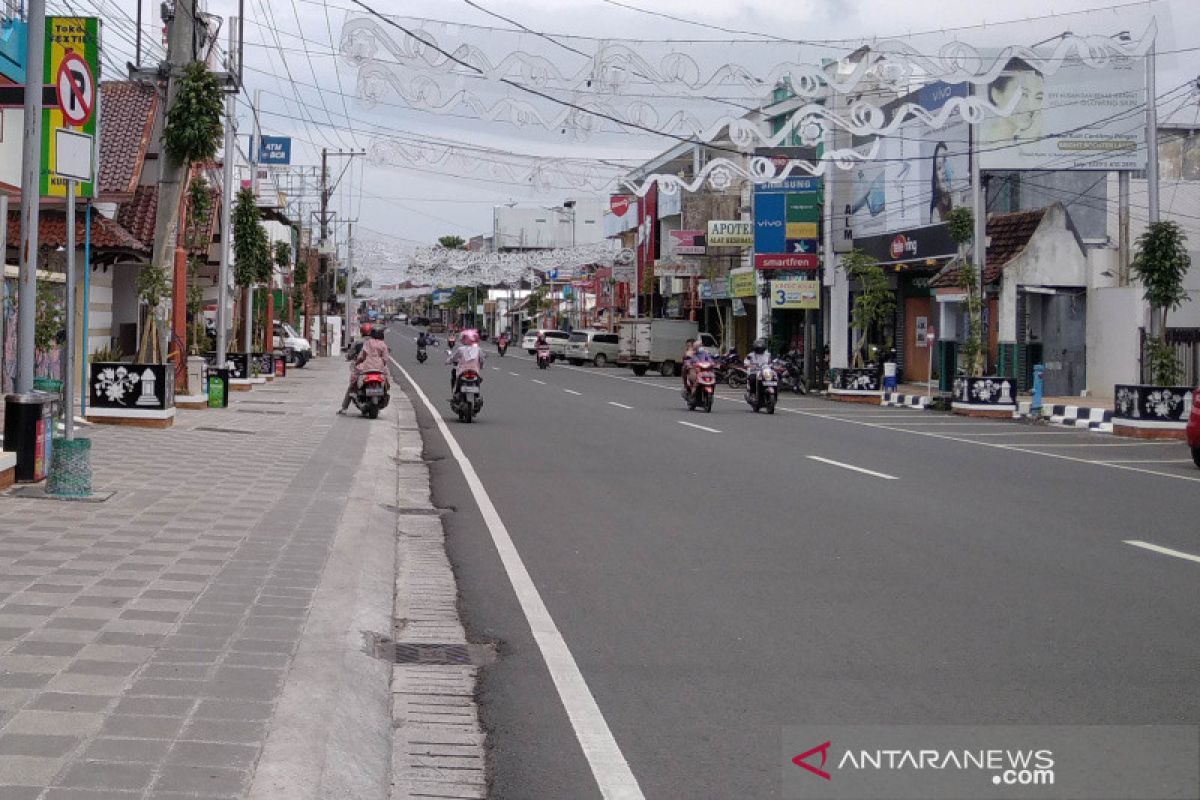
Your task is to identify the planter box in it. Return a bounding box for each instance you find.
[204,352,258,391]
[0,451,16,490]
[86,363,176,428]
[1113,384,1194,440]
[828,368,883,403]
[952,376,1017,418]
[251,352,276,381]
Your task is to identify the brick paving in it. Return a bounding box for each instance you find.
[0,359,373,798]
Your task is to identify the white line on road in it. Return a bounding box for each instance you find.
[531,379,546,385]
[1094,459,1194,464]
[509,372,520,377]
[1124,540,1200,565]
[677,420,721,434]
[807,455,899,480]
[389,357,644,799]
[492,366,500,371]
[608,402,633,409]
[563,389,582,395]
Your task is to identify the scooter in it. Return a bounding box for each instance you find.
[536,346,552,369]
[682,357,716,413]
[497,335,509,357]
[416,346,428,364]
[350,370,390,419]
[450,369,484,423]
[744,364,778,414]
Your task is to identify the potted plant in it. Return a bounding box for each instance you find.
[943,207,1016,416]
[828,249,893,401]
[1114,221,1194,438]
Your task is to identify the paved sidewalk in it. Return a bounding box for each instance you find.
[0,358,399,799]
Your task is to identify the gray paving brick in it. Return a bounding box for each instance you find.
[0,673,52,689]
[179,718,267,745]
[166,740,257,769]
[111,697,192,717]
[151,764,248,795]
[28,693,113,713]
[64,661,141,678]
[55,760,155,791]
[0,787,42,800]
[0,733,80,757]
[11,642,85,657]
[100,715,185,740]
[0,627,33,641]
[44,618,106,631]
[192,700,273,721]
[81,737,170,763]
[41,788,144,799]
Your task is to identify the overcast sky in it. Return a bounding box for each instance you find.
[68,0,1200,279]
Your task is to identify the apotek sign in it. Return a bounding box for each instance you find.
[707,220,753,247]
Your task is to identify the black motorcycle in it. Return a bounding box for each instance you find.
[775,353,808,395]
[416,346,427,364]
[744,364,778,414]
[450,368,484,423]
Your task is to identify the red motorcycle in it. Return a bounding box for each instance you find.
[683,356,716,413]
[351,370,390,419]
[497,334,509,357]
[536,345,552,369]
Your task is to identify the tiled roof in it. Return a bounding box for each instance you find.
[98,81,159,198]
[930,208,1048,288]
[6,209,148,253]
[115,184,219,255]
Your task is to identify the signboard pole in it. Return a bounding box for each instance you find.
[15,0,47,394]
[1146,42,1159,224]
[970,115,987,374]
[64,178,76,440]
[927,328,936,400]
[216,18,237,366]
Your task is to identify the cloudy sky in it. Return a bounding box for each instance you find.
[60,0,1200,280]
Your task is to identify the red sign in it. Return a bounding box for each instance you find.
[755,253,818,270]
[610,195,633,217]
[56,51,95,127]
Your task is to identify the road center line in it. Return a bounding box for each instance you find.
[1124,540,1200,565]
[509,372,520,377]
[608,402,633,409]
[807,455,899,480]
[389,357,645,799]
[563,389,582,395]
[678,420,721,434]
[531,379,546,385]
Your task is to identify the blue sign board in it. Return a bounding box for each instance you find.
[755,176,821,194]
[754,193,786,255]
[257,136,292,165]
[432,289,453,306]
[753,177,822,256]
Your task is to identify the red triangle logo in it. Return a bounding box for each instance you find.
[792,741,832,780]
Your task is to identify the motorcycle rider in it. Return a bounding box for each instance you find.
[744,338,772,398]
[339,325,391,414]
[684,340,711,394]
[447,328,485,395]
[534,331,551,363]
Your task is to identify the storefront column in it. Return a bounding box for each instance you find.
[756,271,770,339]
[829,262,850,369]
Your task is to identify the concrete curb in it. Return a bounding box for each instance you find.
[247,399,399,800]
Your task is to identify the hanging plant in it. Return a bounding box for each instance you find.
[163,62,224,167]
[841,249,895,368]
[944,206,984,377]
[233,188,272,288]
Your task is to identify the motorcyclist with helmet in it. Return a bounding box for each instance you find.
[744,337,772,397]
[447,328,486,395]
[339,323,390,414]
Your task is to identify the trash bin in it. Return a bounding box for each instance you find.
[273,350,287,378]
[4,392,56,482]
[207,368,230,408]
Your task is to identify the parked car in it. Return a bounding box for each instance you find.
[566,329,620,367]
[521,329,570,359]
[272,321,312,367]
[410,316,429,326]
[1188,387,1200,468]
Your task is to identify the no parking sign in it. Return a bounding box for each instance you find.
[40,17,101,198]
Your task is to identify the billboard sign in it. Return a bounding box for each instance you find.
[770,279,820,310]
[666,229,706,256]
[756,253,818,270]
[40,16,100,198]
[977,53,1146,171]
[432,289,453,305]
[707,220,753,247]
[257,135,292,165]
[755,176,822,258]
[729,268,756,298]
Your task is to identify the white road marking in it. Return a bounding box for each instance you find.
[608,402,633,409]
[806,455,899,480]
[1093,458,1194,464]
[563,389,582,395]
[492,366,500,371]
[1012,442,1177,448]
[390,357,644,799]
[678,420,721,434]
[531,379,547,385]
[509,372,520,377]
[1124,540,1200,565]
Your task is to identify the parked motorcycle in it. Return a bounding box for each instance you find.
[450,369,484,423]
[744,364,778,414]
[350,370,390,419]
[774,353,808,395]
[536,346,552,369]
[682,356,717,413]
[726,363,748,389]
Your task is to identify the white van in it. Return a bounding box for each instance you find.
[273,321,313,367]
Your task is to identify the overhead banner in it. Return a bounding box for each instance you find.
[770,280,820,310]
[40,16,100,198]
[707,220,753,247]
[977,54,1146,171]
[729,268,757,298]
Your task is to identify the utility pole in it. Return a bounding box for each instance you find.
[343,221,354,346]
[216,18,238,363]
[317,146,364,353]
[1145,42,1160,225]
[148,0,197,373]
[14,0,46,394]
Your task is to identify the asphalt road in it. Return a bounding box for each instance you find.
[387,326,1200,800]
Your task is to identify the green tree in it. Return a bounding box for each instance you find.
[842,249,895,368]
[163,62,224,166]
[1132,220,1192,384]
[945,206,984,377]
[232,188,272,347]
[438,235,467,250]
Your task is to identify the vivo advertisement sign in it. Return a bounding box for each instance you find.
[754,176,821,270]
[257,136,292,165]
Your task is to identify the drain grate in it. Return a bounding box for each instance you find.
[194,426,255,435]
[366,634,495,665]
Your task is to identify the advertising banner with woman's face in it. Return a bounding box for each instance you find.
[918,82,972,226]
[978,54,1146,171]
